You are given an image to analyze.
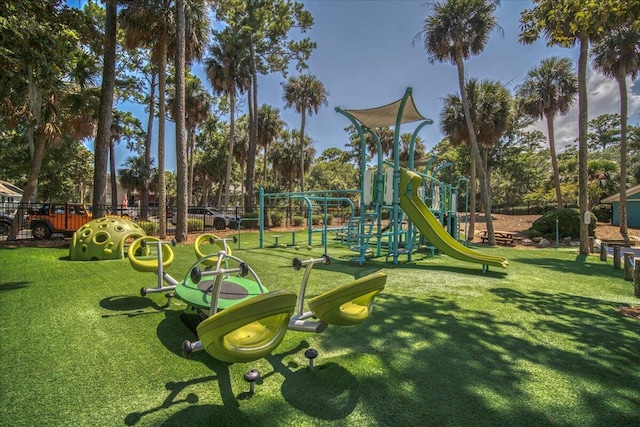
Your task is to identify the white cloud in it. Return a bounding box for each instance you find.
[531,67,640,151]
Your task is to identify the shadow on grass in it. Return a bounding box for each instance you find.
[152,308,362,423]
[310,291,640,425]
[99,295,170,318]
[264,343,360,420]
[510,253,619,279]
[123,368,253,426]
[0,281,30,291]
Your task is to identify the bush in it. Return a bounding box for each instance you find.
[530,208,596,239]
[270,212,284,227]
[241,218,259,229]
[137,221,158,235]
[292,216,304,226]
[591,204,612,223]
[186,219,203,232]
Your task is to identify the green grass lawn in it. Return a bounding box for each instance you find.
[1,232,639,426]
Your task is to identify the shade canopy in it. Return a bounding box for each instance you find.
[345,93,429,128]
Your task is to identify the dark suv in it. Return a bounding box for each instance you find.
[0,213,12,235]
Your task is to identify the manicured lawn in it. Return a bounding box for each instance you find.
[1,233,639,426]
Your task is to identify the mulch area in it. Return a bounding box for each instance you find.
[616,306,640,320]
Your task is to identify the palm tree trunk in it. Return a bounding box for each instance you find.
[175,0,188,243]
[187,125,195,205]
[577,34,590,254]
[545,113,564,209]
[617,72,628,241]
[109,139,117,210]
[455,51,495,244]
[469,153,476,239]
[245,32,258,212]
[157,39,168,239]
[141,71,156,220]
[223,91,236,209]
[92,0,116,219]
[300,111,306,193]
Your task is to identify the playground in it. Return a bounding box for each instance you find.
[2,229,640,425]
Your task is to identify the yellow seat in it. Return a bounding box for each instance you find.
[128,237,174,273]
[194,233,232,267]
[196,290,297,363]
[308,272,387,326]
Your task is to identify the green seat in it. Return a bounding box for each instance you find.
[308,272,387,326]
[128,237,174,273]
[194,233,232,267]
[196,290,297,363]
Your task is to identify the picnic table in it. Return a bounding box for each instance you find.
[480,230,515,245]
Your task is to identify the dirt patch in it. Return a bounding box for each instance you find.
[616,306,640,320]
[469,213,640,248]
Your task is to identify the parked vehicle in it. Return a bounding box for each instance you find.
[171,206,229,230]
[27,203,93,239]
[140,202,173,219]
[0,213,11,235]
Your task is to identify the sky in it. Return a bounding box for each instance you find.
[88,0,640,171]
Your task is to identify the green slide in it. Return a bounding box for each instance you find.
[399,169,508,270]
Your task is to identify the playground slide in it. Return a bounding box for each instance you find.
[399,169,508,270]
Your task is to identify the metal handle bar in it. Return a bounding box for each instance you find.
[292,254,331,271]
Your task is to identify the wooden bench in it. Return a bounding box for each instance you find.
[480,230,515,245]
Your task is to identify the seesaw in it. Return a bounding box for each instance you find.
[288,254,387,332]
[128,233,237,299]
[128,234,387,370]
[182,252,387,367]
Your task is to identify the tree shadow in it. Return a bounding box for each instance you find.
[510,253,618,278]
[308,291,640,425]
[0,281,30,291]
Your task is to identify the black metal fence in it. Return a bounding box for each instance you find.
[0,202,249,241]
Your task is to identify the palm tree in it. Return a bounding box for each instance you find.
[475,79,512,192]
[120,0,209,239]
[257,104,285,182]
[118,155,148,201]
[120,0,174,237]
[282,74,328,193]
[592,28,640,241]
[417,0,501,245]
[206,27,251,210]
[233,116,250,207]
[399,133,426,162]
[169,73,211,205]
[439,77,510,240]
[517,56,578,210]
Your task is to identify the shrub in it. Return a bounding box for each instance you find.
[524,228,543,239]
[270,212,284,227]
[311,215,321,226]
[241,218,259,229]
[137,221,158,235]
[292,216,304,226]
[591,204,612,223]
[186,219,203,232]
[530,208,596,239]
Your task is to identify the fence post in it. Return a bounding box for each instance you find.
[614,247,622,270]
[599,243,607,262]
[634,258,640,298]
[624,252,634,280]
[588,236,595,253]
